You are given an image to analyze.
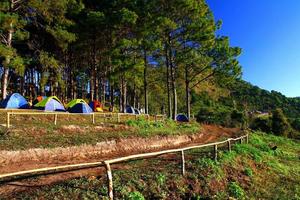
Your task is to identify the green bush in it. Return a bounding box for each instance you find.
[126,191,145,200]
[231,110,247,128]
[244,167,253,177]
[228,182,246,199]
[291,118,300,131]
[250,117,272,133]
[271,109,290,136]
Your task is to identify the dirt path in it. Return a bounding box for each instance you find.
[0,124,242,197]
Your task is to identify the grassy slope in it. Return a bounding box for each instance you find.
[0,118,200,150]
[11,132,300,199]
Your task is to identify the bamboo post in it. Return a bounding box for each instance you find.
[117,113,120,123]
[54,114,58,125]
[181,150,185,176]
[240,138,243,144]
[92,113,95,124]
[6,112,10,128]
[246,134,249,144]
[227,140,231,152]
[104,161,114,200]
[214,145,218,161]
[135,114,137,120]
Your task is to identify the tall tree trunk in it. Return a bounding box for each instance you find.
[2,1,14,99]
[170,63,177,120]
[120,75,127,113]
[143,49,148,114]
[168,37,177,120]
[185,66,191,120]
[165,44,172,118]
[95,74,99,100]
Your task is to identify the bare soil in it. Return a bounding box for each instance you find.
[0,124,242,197]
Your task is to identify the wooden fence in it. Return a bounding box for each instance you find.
[0,133,249,200]
[4,112,166,128]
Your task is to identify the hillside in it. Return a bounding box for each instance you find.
[7,131,300,199]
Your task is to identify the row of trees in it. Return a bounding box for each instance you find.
[0,0,241,118]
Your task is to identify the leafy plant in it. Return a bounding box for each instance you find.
[228,182,246,199]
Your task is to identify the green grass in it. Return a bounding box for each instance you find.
[10,131,300,200]
[0,118,200,150]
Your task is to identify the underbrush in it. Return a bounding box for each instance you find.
[125,118,200,136]
[10,132,300,199]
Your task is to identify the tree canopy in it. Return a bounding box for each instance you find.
[0,0,242,118]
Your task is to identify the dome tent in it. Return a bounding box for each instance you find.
[66,99,86,109]
[67,99,93,113]
[134,108,141,115]
[1,93,29,109]
[125,105,135,114]
[33,96,47,105]
[89,100,103,112]
[176,114,189,122]
[34,96,65,111]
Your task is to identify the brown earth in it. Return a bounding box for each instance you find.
[0,124,242,197]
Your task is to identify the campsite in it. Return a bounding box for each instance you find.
[0,0,300,199]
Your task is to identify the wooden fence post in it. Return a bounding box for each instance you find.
[246,134,249,144]
[214,145,218,161]
[154,115,157,122]
[54,114,58,125]
[104,161,114,200]
[240,138,243,144]
[6,112,10,128]
[92,113,95,124]
[117,113,120,123]
[181,150,185,176]
[227,140,231,152]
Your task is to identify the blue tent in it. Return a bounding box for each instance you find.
[1,93,29,109]
[125,105,135,114]
[134,108,141,115]
[176,114,189,122]
[34,96,65,112]
[68,102,93,113]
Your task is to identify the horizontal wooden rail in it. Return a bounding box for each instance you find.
[105,134,248,164]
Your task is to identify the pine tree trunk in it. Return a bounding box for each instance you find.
[170,63,177,120]
[143,49,148,114]
[185,66,191,120]
[168,36,177,120]
[2,1,14,99]
[165,44,172,118]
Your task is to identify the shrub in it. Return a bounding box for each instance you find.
[271,109,290,136]
[291,118,300,131]
[250,117,272,133]
[231,110,247,128]
[228,182,246,199]
[126,191,145,200]
[244,167,253,177]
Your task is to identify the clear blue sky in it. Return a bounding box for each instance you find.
[206,0,300,97]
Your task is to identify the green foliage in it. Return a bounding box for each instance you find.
[271,108,290,136]
[126,191,145,200]
[228,182,246,199]
[250,117,272,133]
[244,167,253,177]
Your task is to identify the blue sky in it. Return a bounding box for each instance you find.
[206,0,300,97]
